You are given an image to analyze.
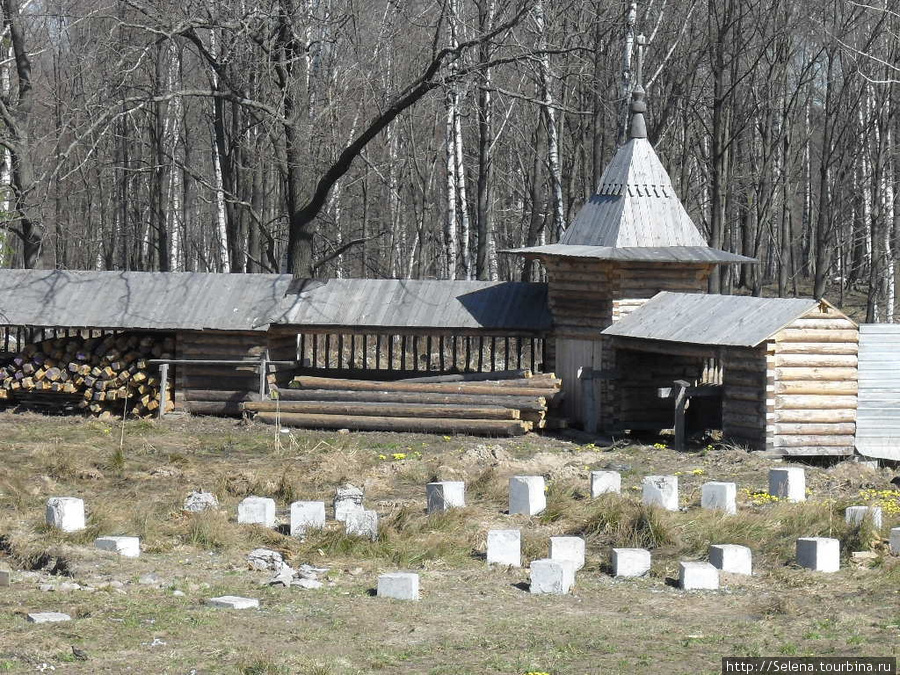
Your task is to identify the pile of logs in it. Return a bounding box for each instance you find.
[243,370,562,436]
[0,333,174,419]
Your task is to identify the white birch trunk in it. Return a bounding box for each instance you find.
[445,97,459,279]
[454,100,472,279]
[208,28,230,272]
[883,121,895,321]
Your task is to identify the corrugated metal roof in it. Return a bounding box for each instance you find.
[271,279,552,331]
[0,269,292,331]
[602,291,819,347]
[502,244,753,263]
[856,324,900,461]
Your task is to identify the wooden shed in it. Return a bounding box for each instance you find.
[603,292,859,456]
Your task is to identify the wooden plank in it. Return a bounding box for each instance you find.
[290,375,558,398]
[244,400,521,420]
[275,388,548,412]
[255,412,530,436]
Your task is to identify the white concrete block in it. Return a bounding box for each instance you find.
[27,612,71,623]
[333,483,364,522]
[290,501,326,536]
[237,496,276,527]
[344,509,378,541]
[94,536,140,558]
[642,475,679,511]
[768,467,805,502]
[529,558,574,595]
[183,490,218,513]
[611,548,651,578]
[0,569,8,587]
[45,497,85,532]
[426,481,466,513]
[377,572,419,601]
[890,528,900,556]
[207,595,259,609]
[509,475,546,516]
[796,537,840,572]
[550,536,585,571]
[590,471,621,497]
[679,561,719,590]
[701,482,737,515]
[709,544,752,575]
[487,529,521,567]
[844,506,883,530]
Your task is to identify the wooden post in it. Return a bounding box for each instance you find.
[258,351,269,401]
[672,379,691,451]
[158,363,169,420]
[578,366,598,434]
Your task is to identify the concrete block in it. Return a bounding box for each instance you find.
[45,497,85,532]
[509,475,546,516]
[796,537,840,572]
[290,501,326,536]
[529,558,575,595]
[183,490,218,513]
[844,506,883,530]
[679,561,719,590]
[207,595,259,609]
[768,467,805,502]
[709,544,752,575]
[890,528,900,556]
[550,536,585,571]
[344,509,378,541]
[426,481,466,513]
[642,475,679,511]
[377,572,419,601]
[486,529,521,567]
[333,483,364,522]
[27,612,71,623]
[701,482,737,515]
[237,496,276,527]
[94,536,140,558]
[0,569,9,587]
[590,471,621,497]
[611,548,651,578]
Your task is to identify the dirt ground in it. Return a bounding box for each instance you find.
[0,411,897,674]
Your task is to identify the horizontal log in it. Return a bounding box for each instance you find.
[177,389,256,402]
[255,412,530,436]
[723,385,763,402]
[775,367,857,382]
[765,446,855,457]
[773,381,857,396]
[243,401,520,420]
[774,395,857,410]
[775,329,858,343]
[774,342,858,355]
[773,409,856,423]
[180,401,245,416]
[772,435,856,447]
[395,369,532,383]
[774,354,857,368]
[274,388,547,412]
[290,375,558,398]
[723,411,765,427]
[774,422,856,435]
[724,372,767,388]
[723,399,763,415]
[788,318,857,330]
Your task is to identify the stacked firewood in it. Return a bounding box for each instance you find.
[0,332,174,418]
[243,370,563,437]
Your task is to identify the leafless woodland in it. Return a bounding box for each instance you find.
[0,0,897,320]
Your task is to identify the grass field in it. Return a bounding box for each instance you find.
[0,411,897,674]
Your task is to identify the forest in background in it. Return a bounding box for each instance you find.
[0,0,897,321]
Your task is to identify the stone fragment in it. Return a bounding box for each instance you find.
[768,467,805,503]
[333,483,364,522]
[426,481,466,513]
[344,509,378,541]
[138,573,162,586]
[247,548,286,572]
[377,572,419,600]
[207,595,259,609]
[590,471,621,497]
[486,529,521,567]
[293,578,324,590]
[268,566,294,587]
[290,501,326,536]
[796,537,840,573]
[844,505,883,530]
[611,548,651,578]
[27,612,71,624]
[642,475,679,511]
[0,569,9,587]
[701,482,737,515]
[183,491,218,513]
[708,544,752,575]
[237,496,276,527]
[45,497,85,532]
[679,561,719,590]
[550,536,585,571]
[890,528,900,556]
[94,536,140,558]
[508,475,546,516]
[529,559,574,595]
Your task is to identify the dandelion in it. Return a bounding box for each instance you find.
[743,488,779,506]
[674,471,684,476]
[391,453,407,461]
[859,488,900,516]
[691,468,705,476]
[652,442,667,450]
[441,436,452,441]
[377,454,386,460]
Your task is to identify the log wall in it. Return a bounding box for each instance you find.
[721,346,767,448]
[767,309,858,455]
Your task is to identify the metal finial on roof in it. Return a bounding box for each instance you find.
[629,34,648,140]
